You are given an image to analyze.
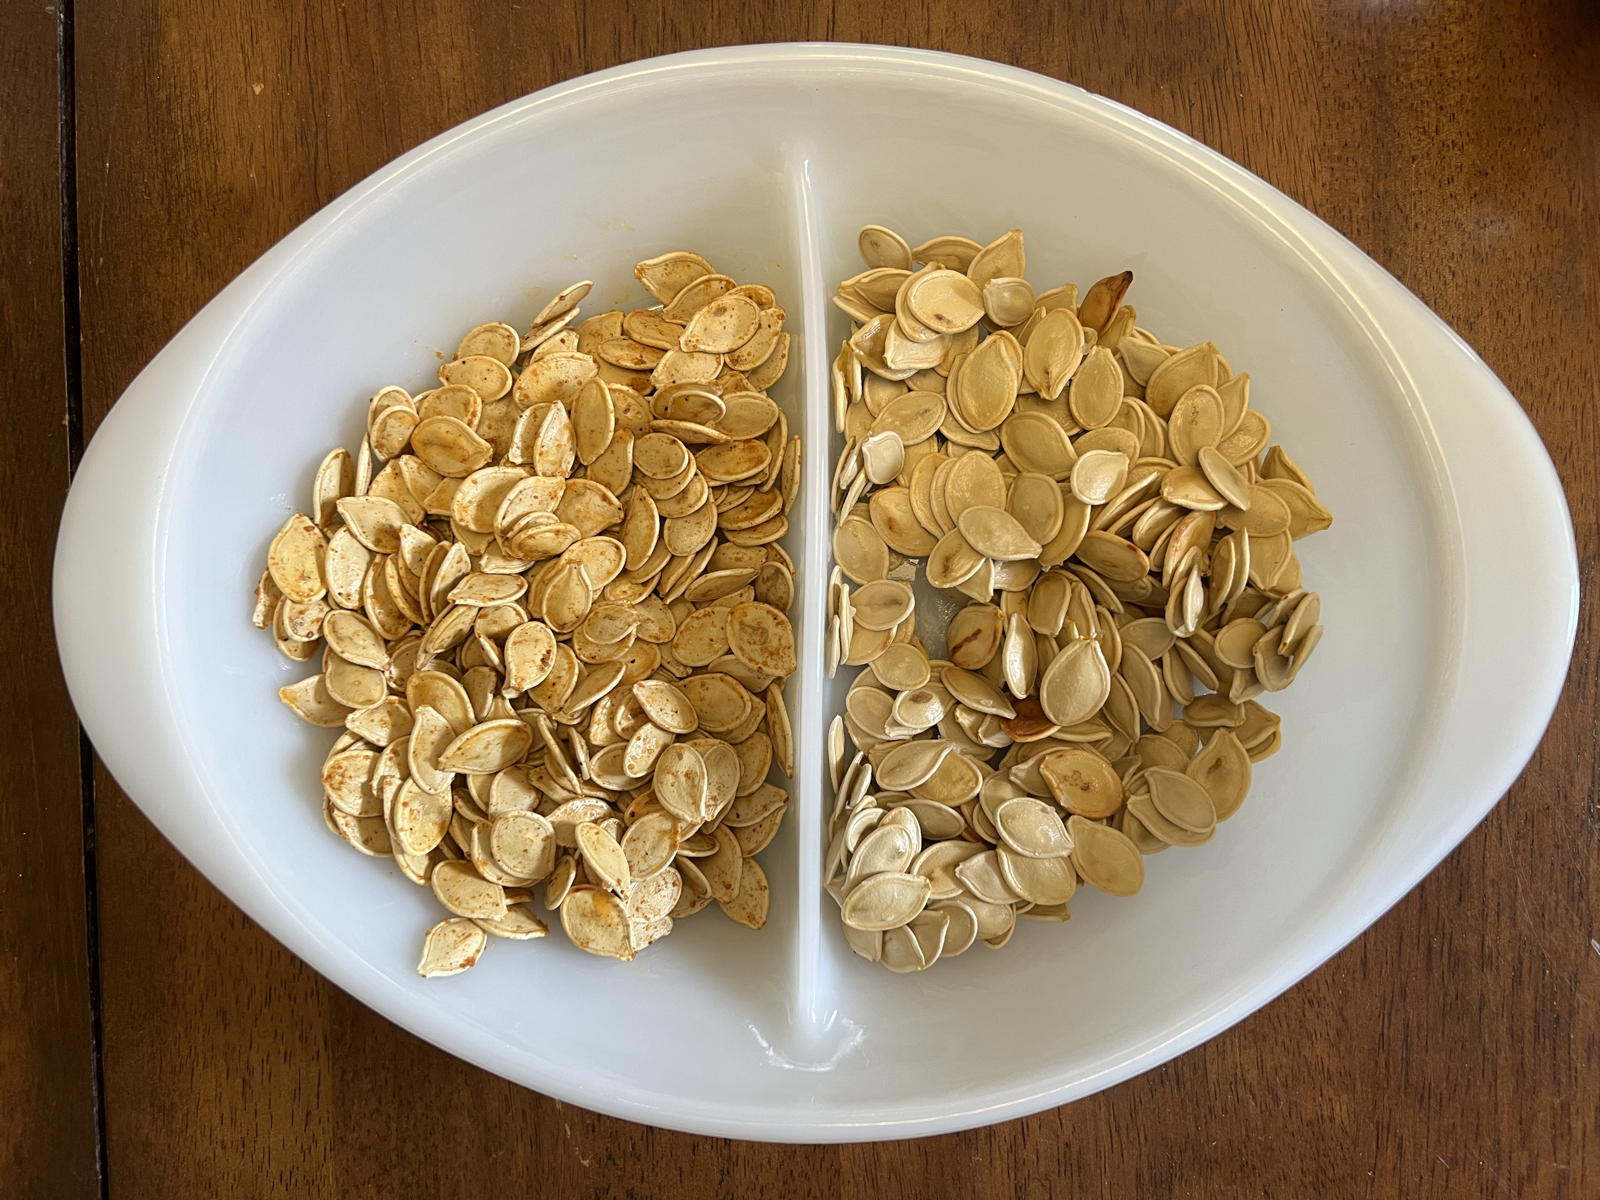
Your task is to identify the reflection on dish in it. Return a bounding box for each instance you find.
[750,1011,866,1071]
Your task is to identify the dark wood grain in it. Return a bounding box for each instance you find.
[70,1,1598,1197]
[0,5,103,1199]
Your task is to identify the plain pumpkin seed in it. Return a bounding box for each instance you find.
[841,871,933,932]
[826,224,1331,970]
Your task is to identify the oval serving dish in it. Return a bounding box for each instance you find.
[55,44,1577,1141]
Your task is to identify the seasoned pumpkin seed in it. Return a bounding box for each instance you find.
[261,250,797,974]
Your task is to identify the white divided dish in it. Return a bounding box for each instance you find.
[55,45,1577,1141]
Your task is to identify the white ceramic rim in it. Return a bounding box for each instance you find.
[55,44,1579,1141]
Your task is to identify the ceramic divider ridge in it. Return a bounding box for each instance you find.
[767,145,837,1043]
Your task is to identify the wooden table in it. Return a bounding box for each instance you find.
[8,1,1597,1195]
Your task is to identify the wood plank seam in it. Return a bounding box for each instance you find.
[56,0,110,1194]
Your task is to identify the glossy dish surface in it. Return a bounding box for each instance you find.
[53,45,1578,1141]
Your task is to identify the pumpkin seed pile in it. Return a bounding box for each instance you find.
[825,224,1331,972]
[255,251,800,976]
